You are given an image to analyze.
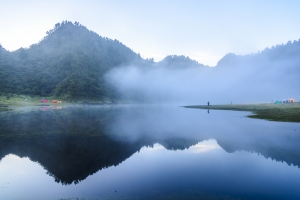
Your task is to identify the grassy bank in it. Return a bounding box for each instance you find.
[184,103,300,122]
[0,94,116,108]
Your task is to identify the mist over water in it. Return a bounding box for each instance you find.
[1,105,300,200]
[106,66,211,104]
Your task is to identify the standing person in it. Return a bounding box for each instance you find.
[207,101,210,106]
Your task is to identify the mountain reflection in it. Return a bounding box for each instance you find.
[0,105,299,185]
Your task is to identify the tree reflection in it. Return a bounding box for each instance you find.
[0,106,299,185]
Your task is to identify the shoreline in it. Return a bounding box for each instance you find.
[2,99,300,123]
[184,103,300,123]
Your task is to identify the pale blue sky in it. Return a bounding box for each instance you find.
[1,0,300,66]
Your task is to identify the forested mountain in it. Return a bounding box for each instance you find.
[0,21,148,100]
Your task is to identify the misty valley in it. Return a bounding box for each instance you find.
[0,21,299,104]
[0,105,300,200]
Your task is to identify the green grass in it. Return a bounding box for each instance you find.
[184,103,300,122]
[0,94,115,107]
[0,94,46,105]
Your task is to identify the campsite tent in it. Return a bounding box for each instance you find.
[40,99,48,103]
[288,98,296,103]
[274,100,281,104]
[52,100,57,103]
[282,99,289,103]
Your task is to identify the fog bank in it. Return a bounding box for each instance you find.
[105,52,300,104]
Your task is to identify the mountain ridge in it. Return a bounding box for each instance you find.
[1,21,300,102]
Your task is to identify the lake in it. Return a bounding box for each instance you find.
[0,104,300,200]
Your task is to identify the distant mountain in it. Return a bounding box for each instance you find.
[216,40,300,69]
[156,55,208,69]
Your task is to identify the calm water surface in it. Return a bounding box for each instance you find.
[0,104,299,200]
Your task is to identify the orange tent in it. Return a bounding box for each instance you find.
[288,98,296,103]
[52,100,57,103]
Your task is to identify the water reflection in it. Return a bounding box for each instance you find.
[1,140,300,200]
[0,105,300,199]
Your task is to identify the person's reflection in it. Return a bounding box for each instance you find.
[207,109,210,114]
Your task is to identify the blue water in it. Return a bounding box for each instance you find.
[0,104,299,200]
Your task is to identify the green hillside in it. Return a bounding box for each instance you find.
[0,21,145,101]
